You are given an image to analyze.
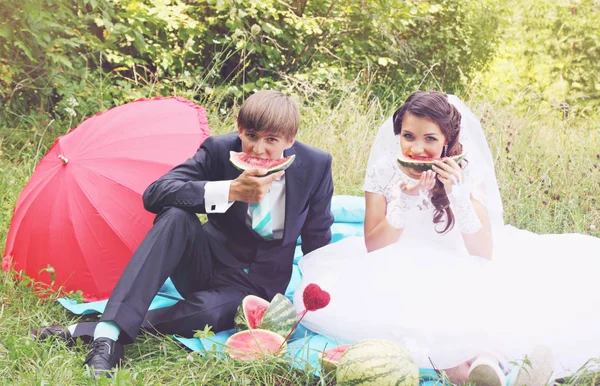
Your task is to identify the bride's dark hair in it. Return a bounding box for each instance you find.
[392,91,463,234]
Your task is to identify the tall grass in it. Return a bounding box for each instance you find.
[0,80,599,384]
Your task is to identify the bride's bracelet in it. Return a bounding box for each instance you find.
[448,185,482,234]
[386,192,424,229]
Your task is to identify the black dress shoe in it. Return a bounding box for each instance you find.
[30,325,91,346]
[84,337,124,378]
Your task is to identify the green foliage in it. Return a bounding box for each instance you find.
[99,0,502,96]
[545,0,600,112]
[398,0,503,91]
[1,0,503,125]
[477,0,600,116]
[0,0,112,113]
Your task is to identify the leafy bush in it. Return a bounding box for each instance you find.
[477,0,600,116]
[1,0,503,122]
[0,0,113,113]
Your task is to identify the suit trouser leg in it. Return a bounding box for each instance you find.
[73,266,263,340]
[96,206,215,343]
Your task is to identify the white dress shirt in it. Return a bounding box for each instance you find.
[204,175,286,239]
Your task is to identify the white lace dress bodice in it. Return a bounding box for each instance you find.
[363,156,483,254]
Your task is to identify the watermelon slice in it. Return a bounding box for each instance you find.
[229,151,296,175]
[319,344,352,376]
[259,294,297,337]
[234,294,298,336]
[225,329,286,360]
[234,295,270,330]
[397,152,467,173]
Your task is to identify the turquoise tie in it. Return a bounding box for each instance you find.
[252,194,273,239]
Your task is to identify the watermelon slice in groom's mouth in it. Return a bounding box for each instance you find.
[229,151,296,175]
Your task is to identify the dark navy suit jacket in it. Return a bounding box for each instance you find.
[142,132,334,299]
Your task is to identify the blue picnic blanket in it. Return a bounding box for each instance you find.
[57,195,444,385]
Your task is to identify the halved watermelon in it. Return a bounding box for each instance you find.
[397,152,467,172]
[225,329,286,361]
[229,151,296,175]
[319,344,352,376]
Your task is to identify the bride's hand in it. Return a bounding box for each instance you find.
[400,170,436,196]
[432,158,464,194]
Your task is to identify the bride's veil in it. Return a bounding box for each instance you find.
[366,94,504,228]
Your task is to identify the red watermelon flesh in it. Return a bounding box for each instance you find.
[225,329,286,360]
[247,305,267,329]
[229,151,296,174]
[234,295,270,330]
[322,344,352,363]
[320,344,352,374]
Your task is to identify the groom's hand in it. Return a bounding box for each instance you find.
[229,168,284,203]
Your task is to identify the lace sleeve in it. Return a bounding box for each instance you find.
[448,168,483,234]
[463,166,487,205]
[363,157,397,195]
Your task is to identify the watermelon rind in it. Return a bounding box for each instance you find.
[259,293,297,337]
[336,339,419,386]
[234,295,270,331]
[319,344,352,378]
[225,329,287,361]
[397,152,467,173]
[229,151,296,175]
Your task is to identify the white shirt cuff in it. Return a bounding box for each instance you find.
[204,180,234,213]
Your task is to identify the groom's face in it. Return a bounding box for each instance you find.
[399,113,447,170]
[238,127,295,159]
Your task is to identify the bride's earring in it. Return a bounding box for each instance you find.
[443,144,448,157]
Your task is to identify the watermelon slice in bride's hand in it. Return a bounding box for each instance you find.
[229,151,296,175]
[397,152,467,172]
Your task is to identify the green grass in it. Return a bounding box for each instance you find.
[1,82,599,384]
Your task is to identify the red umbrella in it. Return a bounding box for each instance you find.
[3,97,210,300]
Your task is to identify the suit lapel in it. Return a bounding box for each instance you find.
[282,146,306,242]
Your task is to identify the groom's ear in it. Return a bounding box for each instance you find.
[285,137,295,149]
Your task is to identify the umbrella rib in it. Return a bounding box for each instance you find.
[84,172,144,200]
[83,170,145,226]
[5,165,63,263]
[71,173,137,265]
[66,179,102,294]
[72,103,149,151]
[79,157,177,170]
[13,164,62,213]
[79,132,203,155]
[79,161,170,201]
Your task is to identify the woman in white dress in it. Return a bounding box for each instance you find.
[293,91,600,384]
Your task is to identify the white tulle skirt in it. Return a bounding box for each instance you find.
[293,226,600,378]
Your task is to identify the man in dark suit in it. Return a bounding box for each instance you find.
[32,90,334,377]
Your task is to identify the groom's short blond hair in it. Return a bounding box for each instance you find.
[237,90,300,139]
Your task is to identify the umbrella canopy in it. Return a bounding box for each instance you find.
[3,97,211,300]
